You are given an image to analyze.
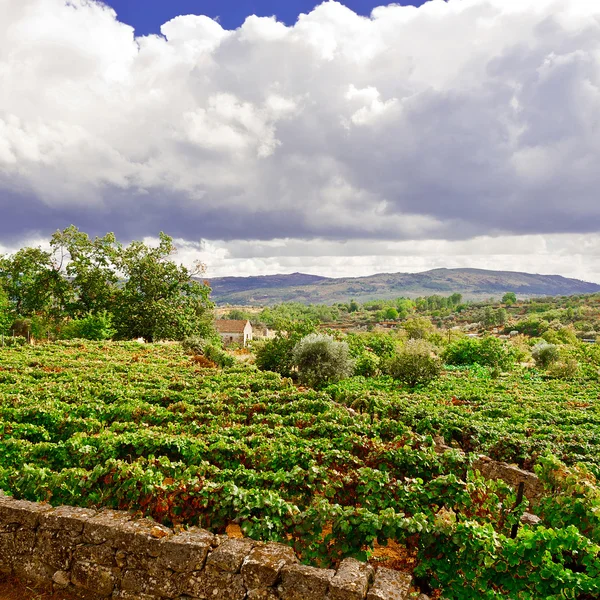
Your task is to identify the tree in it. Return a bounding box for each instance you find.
[50,226,120,317]
[255,321,316,378]
[502,292,517,305]
[385,340,441,387]
[0,246,71,319]
[292,333,354,388]
[532,342,560,369]
[112,233,214,341]
[403,317,433,340]
[0,286,11,335]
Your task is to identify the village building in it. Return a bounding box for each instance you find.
[215,319,253,347]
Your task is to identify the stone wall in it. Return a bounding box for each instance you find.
[0,491,423,600]
[471,456,544,505]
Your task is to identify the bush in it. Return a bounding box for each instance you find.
[181,335,209,355]
[531,341,560,369]
[255,322,316,378]
[204,344,235,368]
[403,317,434,340]
[292,333,354,388]
[547,358,579,379]
[353,350,380,377]
[61,311,116,341]
[385,339,441,387]
[443,336,516,370]
[1,335,27,347]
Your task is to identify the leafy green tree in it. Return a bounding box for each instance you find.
[112,233,214,341]
[384,307,399,320]
[60,311,116,341]
[0,286,11,335]
[50,226,120,316]
[443,336,516,370]
[292,333,354,388]
[502,292,517,305]
[385,339,441,387]
[403,317,434,340]
[0,246,71,319]
[255,321,316,378]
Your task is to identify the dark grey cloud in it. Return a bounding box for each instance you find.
[1,0,600,250]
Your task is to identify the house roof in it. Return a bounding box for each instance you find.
[215,319,250,334]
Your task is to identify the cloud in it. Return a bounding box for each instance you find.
[1,0,600,273]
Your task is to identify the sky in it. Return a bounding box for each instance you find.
[2,0,600,281]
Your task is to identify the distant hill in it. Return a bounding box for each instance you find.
[206,268,600,306]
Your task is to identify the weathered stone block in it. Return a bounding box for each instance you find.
[329,558,374,600]
[242,543,298,589]
[14,559,55,585]
[206,537,254,574]
[71,561,118,597]
[114,518,172,556]
[121,568,179,598]
[365,568,411,600]
[73,542,115,567]
[0,532,15,572]
[247,588,281,600]
[34,529,73,570]
[40,505,97,535]
[14,527,37,555]
[159,527,214,572]
[83,510,133,545]
[0,498,53,528]
[279,564,335,600]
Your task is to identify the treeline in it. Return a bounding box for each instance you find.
[0,226,214,342]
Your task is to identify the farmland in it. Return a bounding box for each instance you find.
[1,341,600,598]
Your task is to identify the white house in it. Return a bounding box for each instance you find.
[215,320,253,347]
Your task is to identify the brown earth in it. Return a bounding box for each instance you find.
[0,576,78,600]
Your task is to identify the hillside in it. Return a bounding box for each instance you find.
[207,268,600,305]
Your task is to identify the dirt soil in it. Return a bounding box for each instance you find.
[0,577,78,600]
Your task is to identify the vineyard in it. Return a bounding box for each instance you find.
[1,341,600,598]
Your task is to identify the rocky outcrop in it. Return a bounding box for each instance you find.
[0,491,422,600]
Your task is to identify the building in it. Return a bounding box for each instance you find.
[215,320,253,347]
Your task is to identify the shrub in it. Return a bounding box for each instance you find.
[403,317,434,340]
[531,341,560,369]
[292,333,354,388]
[255,321,316,378]
[353,350,380,377]
[181,335,209,355]
[1,335,27,347]
[385,339,441,387]
[510,318,549,337]
[443,336,516,370]
[547,358,579,379]
[61,311,116,341]
[204,344,235,368]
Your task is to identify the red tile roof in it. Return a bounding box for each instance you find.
[215,320,250,334]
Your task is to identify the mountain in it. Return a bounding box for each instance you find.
[206,268,600,306]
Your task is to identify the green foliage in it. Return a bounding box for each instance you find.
[511,317,549,337]
[255,321,316,378]
[403,317,434,340]
[531,341,560,368]
[181,335,210,355]
[443,336,516,370]
[259,303,339,327]
[1,335,27,347]
[385,339,441,387]
[204,344,236,368]
[353,350,380,377]
[60,311,116,341]
[292,333,354,388]
[502,292,517,305]
[547,358,579,379]
[0,286,11,335]
[112,232,214,342]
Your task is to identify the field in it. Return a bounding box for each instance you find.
[1,341,600,598]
